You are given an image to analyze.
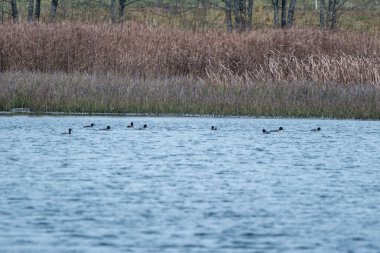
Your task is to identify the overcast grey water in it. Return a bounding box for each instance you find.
[0,116,379,253]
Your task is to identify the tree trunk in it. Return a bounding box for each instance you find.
[239,0,247,31]
[319,0,325,29]
[234,0,240,31]
[119,0,126,23]
[110,0,116,23]
[10,0,18,22]
[281,0,287,28]
[247,0,253,31]
[287,0,296,27]
[326,0,333,27]
[330,0,337,30]
[225,0,233,32]
[28,0,34,22]
[35,0,41,21]
[328,0,333,12]
[50,0,58,22]
[273,0,279,28]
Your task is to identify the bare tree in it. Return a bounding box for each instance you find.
[232,0,249,31]
[287,0,296,27]
[225,0,233,32]
[319,0,325,29]
[10,0,18,22]
[327,0,374,30]
[234,0,241,30]
[330,0,337,30]
[281,0,286,27]
[326,0,333,26]
[119,0,126,22]
[272,0,280,28]
[110,0,117,23]
[273,0,298,28]
[239,0,247,30]
[35,0,41,21]
[28,0,34,22]
[247,0,253,30]
[50,0,58,22]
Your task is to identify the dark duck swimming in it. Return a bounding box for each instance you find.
[270,127,284,133]
[62,128,72,135]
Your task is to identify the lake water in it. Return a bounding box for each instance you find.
[0,116,379,253]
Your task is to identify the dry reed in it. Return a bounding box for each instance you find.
[1,71,380,119]
[1,22,379,118]
[0,22,379,85]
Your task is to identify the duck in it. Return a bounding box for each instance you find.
[211,126,217,130]
[127,122,134,128]
[311,127,321,131]
[84,123,94,128]
[262,129,270,134]
[270,127,284,133]
[62,128,72,135]
[138,124,148,130]
[100,126,111,131]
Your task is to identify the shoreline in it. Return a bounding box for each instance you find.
[1,111,378,121]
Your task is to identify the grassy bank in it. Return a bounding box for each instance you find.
[1,71,380,119]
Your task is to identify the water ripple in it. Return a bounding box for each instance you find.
[0,116,379,252]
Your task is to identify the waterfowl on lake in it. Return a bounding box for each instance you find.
[211,126,217,130]
[127,122,134,128]
[138,124,148,130]
[311,127,321,131]
[84,123,94,128]
[100,126,111,131]
[62,128,72,135]
[262,129,270,134]
[270,127,284,133]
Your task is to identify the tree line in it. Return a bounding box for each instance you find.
[1,0,377,31]
[227,0,376,31]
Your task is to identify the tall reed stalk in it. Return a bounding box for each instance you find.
[0,23,379,118]
[1,71,380,119]
[0,22,379,85]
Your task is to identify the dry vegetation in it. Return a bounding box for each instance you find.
[0,22,379,118]
[1,71,380,118]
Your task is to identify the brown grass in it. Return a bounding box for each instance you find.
[1,71,380,119]
[0,22,379,86]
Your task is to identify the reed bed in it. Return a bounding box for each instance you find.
[0,22,379,85]
[1,71,380,119]
[0,23,379,118]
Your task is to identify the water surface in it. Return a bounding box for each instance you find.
[0,116,379,252]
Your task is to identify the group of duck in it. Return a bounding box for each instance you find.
[262,126,321,134]
[61,122,147,134]
[212,126,321,133]
[62,122,321,135]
